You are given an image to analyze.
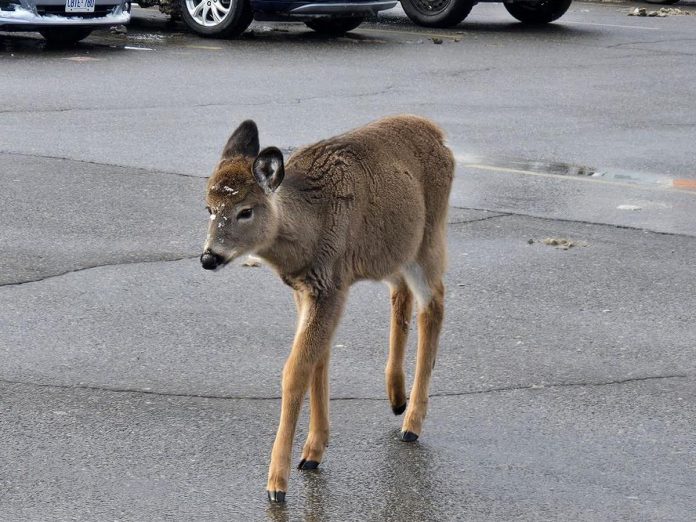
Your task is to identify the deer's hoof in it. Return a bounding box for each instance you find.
[392,402,407,415]
[267,490,286,503]
[298,459,319,470]
[400,430,419,442]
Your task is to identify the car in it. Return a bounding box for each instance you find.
[399,0,574,27]
[0,0,131,43]
[136,0,396,38]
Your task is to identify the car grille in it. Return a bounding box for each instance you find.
[35,4,119,17]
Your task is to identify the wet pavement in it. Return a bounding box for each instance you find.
[1,2,696,520]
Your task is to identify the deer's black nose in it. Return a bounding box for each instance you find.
[200,251,223,270]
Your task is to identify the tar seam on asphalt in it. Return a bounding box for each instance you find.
[2,207,694,288]
[0,374,688,403]
[0,255,199,288]
[450,206,696,239]
[0,148,298,181]
[0,150,202,180]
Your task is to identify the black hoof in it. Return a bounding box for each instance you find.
[400,430,419,442]
[392,402,407,415]
[267,490,286,503]
[298,459,319,470]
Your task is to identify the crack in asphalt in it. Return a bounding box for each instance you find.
[0,254,199,288]
[0,374,687,402]
[451,205,696,239]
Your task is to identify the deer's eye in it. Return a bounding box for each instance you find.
[206,206,212,215]
[236,208,253,220]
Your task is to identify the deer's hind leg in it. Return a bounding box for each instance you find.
[385,275,414,416]
[400,261,445,442]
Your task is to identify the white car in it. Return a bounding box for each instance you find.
[0,0,131,44]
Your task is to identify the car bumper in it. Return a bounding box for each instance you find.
[289,1,396,15]
[251,0,397,19]
[0,0,130,29]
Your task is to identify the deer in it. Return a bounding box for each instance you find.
[199,115,454,503]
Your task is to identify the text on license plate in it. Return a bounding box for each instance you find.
[65,0,96,13]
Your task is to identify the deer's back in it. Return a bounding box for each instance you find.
[285,115,454,282]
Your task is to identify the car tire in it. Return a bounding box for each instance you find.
[180,0,253,38]
[305,16,365,35]
[39,27,93,45]
[504,0,573,24]
[400,0,474,28]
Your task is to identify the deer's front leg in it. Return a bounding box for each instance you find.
[298,349,330,470]
[267,289,346,503]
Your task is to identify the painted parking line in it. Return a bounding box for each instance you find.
[186,45,224,50]
[561,21,661,31]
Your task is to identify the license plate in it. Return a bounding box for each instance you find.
[65,0,96,13]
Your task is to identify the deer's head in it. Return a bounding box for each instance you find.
[201,120,285,271]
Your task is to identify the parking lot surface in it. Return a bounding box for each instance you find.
[1,2,695,519]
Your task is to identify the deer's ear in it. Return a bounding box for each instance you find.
[252,147,285,194]
[222,120,260,159]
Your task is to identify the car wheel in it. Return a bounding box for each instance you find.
[400,0,474,28]
[39,28,93,45]
[180,0,253,38]
[305,17,365,35]
[504,0,573,24]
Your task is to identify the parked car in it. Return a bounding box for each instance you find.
[145,0,570,38]
[0,0,131,43]
[400,0,574,27]
[135,0,396,38]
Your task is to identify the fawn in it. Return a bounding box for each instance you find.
[200,115,454,502]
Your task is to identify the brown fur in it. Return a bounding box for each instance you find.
[202,115,454,501]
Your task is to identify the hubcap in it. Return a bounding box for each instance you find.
[413,0,451,15]
[185,0,233,27]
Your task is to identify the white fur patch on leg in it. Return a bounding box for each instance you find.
[402,263,432,311]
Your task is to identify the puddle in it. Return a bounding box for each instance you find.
[456,154,695,192]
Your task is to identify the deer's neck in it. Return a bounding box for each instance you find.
[256,184,318,280]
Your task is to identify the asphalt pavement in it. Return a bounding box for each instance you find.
[1,2,695,520]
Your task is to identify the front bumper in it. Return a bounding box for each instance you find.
[251,0,397,19]
[0,0,130,29]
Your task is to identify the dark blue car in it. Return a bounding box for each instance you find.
[178,0,397,37]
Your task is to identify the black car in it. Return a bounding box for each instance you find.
[400,0,573,27]
[175,0,397,37]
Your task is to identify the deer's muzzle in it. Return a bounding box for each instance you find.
[200,251,224,270]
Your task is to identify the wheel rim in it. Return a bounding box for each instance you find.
[412,0,452,15]
[185,0,233,27]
